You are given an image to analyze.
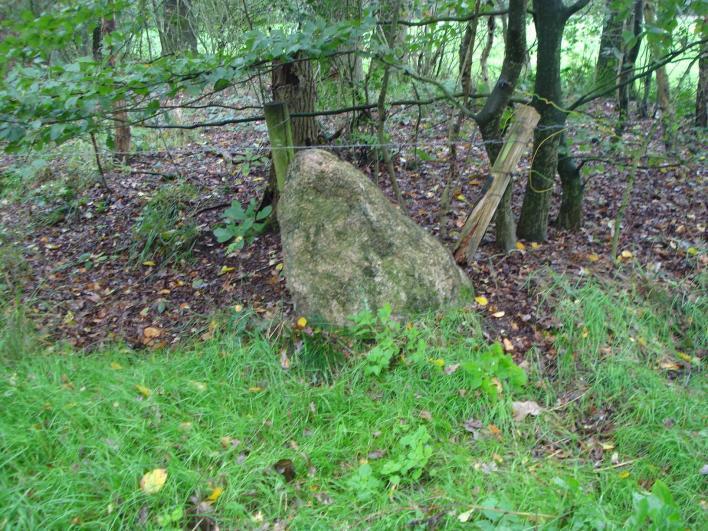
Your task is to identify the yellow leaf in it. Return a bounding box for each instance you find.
[455,194,465,201]
[110,362,123,370]
[429,358,445,368]
[207,486,224,502]
[140,468,167,494]
[492,311,505,318]
[687,247,698,256]
[621,250,633,259]
[135,384,151,398]
[143,327,161,339]
[45,243,61,250]
[248,386,263,393]
[275,263,284,271]
[588,253,600,262]
[219,265,236,276]
[296,317,308,329]
[142,261,156,267]
[515,241,526,251]
[676,352,692,363]
[618,471,630,479]
[530,242,541,249]
[474,296,489,307]
[601,442,615,451]
[234,304,243,312]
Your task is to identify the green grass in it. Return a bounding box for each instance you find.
[0,274,705,529]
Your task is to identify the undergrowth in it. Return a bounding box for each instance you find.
[0,273,704,529]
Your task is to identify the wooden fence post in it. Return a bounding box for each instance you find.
[264,102,295,193]
[453,104,540,264]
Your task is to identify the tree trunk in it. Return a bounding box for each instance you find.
[95,15,131,164]
[517,1,568,242]
[616,0,643,135]
[272,55,320,147]
[557,133,582,230]
[161,0,198,54]
[695,19,707,128]
[474,0,527,251]
[480,12,496,93]
[644,0,675,151]
[595,0,625,91]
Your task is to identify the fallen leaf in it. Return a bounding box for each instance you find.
[588,253,600,262]
[110,362,123,370]
[296,317,308,329]
[273,459,296,482]
[140,468,167,494]
[142,261,156,267]
[512,401,543,422]
[530,242,541,249]
[502,338,514,352]
[233,304,243,312]
[207,487,224,502]
[135,384,151,398]
[280,349,290,370]
[474,296,489,306]
[419,410,433,421]
[492,311,505,318]
[515,241,526,251]
[458,509,474,523]
[219,265,236,276]
[248,386,263,393]
[618,471,630,479]
[444,363,460,375]
[463,418,483,433]
[621,250,633,259]
[430,358,445,368]
[143,327,161,339]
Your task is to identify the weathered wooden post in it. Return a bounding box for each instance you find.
[264,102,295,192]
[453,105,540,264]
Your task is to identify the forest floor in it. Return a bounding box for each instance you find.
[0,96,706,528]
[0,97,704,360]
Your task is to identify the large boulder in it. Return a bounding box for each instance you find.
[278,149,472,325]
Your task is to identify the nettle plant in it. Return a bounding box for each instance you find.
[213,199,271,252]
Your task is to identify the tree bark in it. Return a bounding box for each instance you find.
[474,0,527,251]
[557,133,582,230]
[480,11,496,93]
[616,0,643,135]
[161,0,198,54]
[696,19,707,128]
[595,0,625,91]
[272,54,320,147]
[517,1,567,242]
[644,0,675,151]
[94,14,131,164]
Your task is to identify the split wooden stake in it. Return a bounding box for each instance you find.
[264,101,295,193]
[453,104,540,264]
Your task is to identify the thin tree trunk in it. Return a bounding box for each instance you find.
[95,14,131,164]
[161,0,198,54]
[616,0,643,135]
[644,0,675,151]
[480,12,496,93]
[595,0,625,90]
[695,18,707,128]
[557,133,582,230]
[474,0,528,251]
[517,1,566,242]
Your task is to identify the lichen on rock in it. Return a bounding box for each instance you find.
[278,149,473,325]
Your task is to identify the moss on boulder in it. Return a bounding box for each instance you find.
[278,149,473,325]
